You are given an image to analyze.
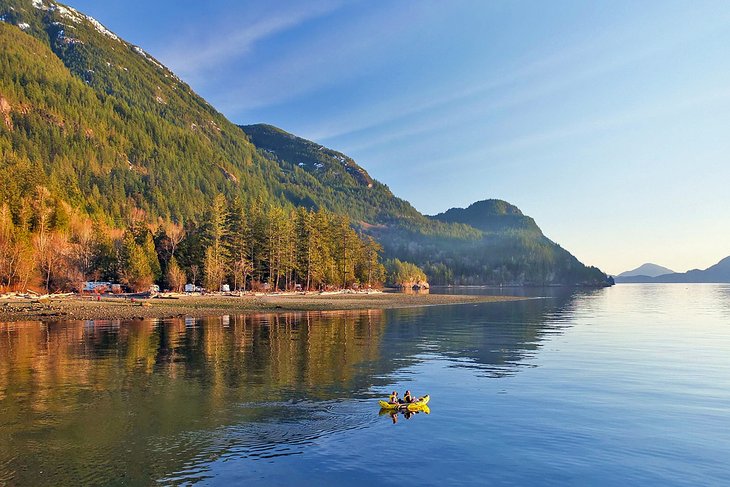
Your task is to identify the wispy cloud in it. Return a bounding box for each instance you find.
[157,1,343,83]
[431,87,730,171]
[325,40,662,156]
[304,40,604,144]
[207,2,425,115]
[303,4,730,150]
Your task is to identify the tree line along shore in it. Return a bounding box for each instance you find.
[0,189,433,295]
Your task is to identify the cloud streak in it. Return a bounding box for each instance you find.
[302,4,730,150]
[428,87,730,173]
[206,3,429,115]
[158,1,343,83]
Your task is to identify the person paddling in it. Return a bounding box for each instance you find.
[389,391,399,404]
[403,390,415,403]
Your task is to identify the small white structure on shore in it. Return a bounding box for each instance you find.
[83,281,121,293]
[221,284,230,292]
[83,281,111,292]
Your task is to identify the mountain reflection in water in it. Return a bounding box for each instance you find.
[0,291,578,485]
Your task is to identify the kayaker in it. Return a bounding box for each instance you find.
[389,391,399,404]
[403,390,415,403]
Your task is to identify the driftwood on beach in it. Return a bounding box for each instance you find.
[0,291,75,300]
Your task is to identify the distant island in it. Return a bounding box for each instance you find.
[615,256,730,283]
[617,263,675,278]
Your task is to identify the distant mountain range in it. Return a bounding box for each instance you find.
[615,257,730,283]
[618,263,675,278]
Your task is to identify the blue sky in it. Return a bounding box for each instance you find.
[66,0,730,274]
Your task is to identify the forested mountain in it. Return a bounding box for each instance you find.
[0,0,298,225]
[0,0,611,290]
[240,123,479,238]
[0,0,385,292]
[432,199,541,234]
[243,125,612,286]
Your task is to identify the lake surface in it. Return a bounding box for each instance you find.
[1,284,729,486]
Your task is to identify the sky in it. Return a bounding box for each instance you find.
[65,0,730,275]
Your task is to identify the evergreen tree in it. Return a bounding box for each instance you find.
[119,231,153,292]
[203,194,229,290]
[142,232,161,282]
[357,236,385,288]
[226,198,252,290]
[293,207,310,289]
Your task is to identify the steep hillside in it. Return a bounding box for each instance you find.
[241,126,612,287]
[0,1,475,233]
[0,0,371,225]
[0,2,268,224]
[241,124,429,226]
[242,124,376,191]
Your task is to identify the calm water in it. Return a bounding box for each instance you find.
[1,284,729,486]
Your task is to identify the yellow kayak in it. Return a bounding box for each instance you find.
[378,394,430,411]
[379,405,431,415]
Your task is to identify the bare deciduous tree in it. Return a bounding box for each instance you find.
[164,220,185,260]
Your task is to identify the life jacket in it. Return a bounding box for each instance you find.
[389,393,398,402]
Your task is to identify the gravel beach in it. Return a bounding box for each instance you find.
[0,292,524,322]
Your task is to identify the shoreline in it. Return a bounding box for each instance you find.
[0,292,525,323]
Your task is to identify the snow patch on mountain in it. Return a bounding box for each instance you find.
[85,15,119,41]
[132,46,166,71]
[53,4,82,23]
[30,1,118,42]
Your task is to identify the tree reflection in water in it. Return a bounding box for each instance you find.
[0,291,580,485]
